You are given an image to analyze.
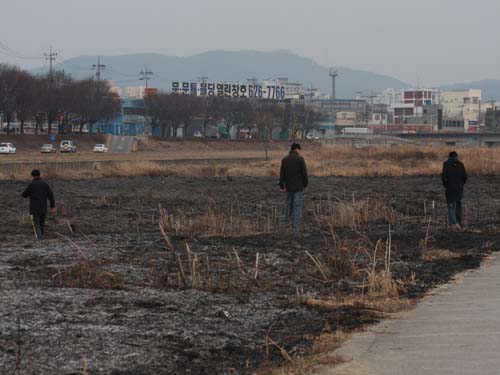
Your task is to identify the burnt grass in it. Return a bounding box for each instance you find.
[2,175,500,374]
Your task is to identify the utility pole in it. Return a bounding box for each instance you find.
[44,46,57,83]
[197,73,208,83]
[44,46,57,134]
[305,84,317,102]
[140,64,154,92]
[329,69,338,99]
[92,56,106,87]
[140,65,154,135]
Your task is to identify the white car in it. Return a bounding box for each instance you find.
[41,144,57,153]
[93,144,109,153]
[60,140,77,153]
[0,142,16,154]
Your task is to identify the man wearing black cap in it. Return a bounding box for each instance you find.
[22,170,56,240]
[279,143,308,234]
[441,151,467,231]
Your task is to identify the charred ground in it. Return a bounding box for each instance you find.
[1,175,500,374]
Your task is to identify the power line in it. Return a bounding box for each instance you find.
[0,41,43,60]
[107,67,139,78]
[113,79,141,84]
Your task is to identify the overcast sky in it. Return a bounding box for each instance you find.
[1,0,498,85]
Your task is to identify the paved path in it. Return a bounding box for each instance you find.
[109,135,135,153]
[319,253,500,375]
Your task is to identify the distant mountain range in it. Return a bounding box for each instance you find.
[32,50,500,100]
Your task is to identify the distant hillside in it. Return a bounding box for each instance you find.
[442,79,500,101]
[33,50,408,99]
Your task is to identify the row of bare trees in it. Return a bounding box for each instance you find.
[146,93,323,139]
[0,63,324,138]
[0,64,120,134]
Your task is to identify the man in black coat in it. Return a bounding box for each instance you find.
[441,151,467,230]
[22,169,56,240]
[279,143,308,234]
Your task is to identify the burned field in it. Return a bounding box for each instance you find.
[2,175,500,374]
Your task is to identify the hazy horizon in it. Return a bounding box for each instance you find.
[1,0,499,86]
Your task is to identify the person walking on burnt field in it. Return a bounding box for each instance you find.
[441,151,467,231]
[22,169,56,240]
[279,143,308,234]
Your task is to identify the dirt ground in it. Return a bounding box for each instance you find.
[2,175,500,374]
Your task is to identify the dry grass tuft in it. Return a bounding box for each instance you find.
[52,254,123,290]
[302,225,405,321]
[51,235,123,290]
[311,195,397,230]
[161,202,280,238]
[259,329,348,375]
[158,206,271,291]
[421,249,461,261]
[301,296,410,315]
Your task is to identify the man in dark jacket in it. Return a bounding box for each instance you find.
[279,143,308,233]
[22,169,56,240]
[441,151,467,230]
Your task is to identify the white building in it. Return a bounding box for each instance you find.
[124,86,145,99]
[440,89,481,132]
[374,88,403,108]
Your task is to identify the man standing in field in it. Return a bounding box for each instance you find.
[22,169,56,240]
[280,143,308,234]
[441,151,467,231]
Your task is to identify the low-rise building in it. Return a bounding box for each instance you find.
[440,89,481,133]
[392,89,436,125]
[485,106,500,131]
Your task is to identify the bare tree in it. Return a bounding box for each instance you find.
[254,100,284,140]
[220,99,254,138]
[147,94,202,138]
[146,93,173,137]
[302,105,323,137]
[0,64,21,133]
[72,78,120,134]
[179,95,202,137]
[14,71,39,134]
[200,96,224,136]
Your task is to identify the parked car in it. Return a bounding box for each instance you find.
[93,144,109,153]
[60,140,76,153]
[0,142,16,154]
[41,144,57,153]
